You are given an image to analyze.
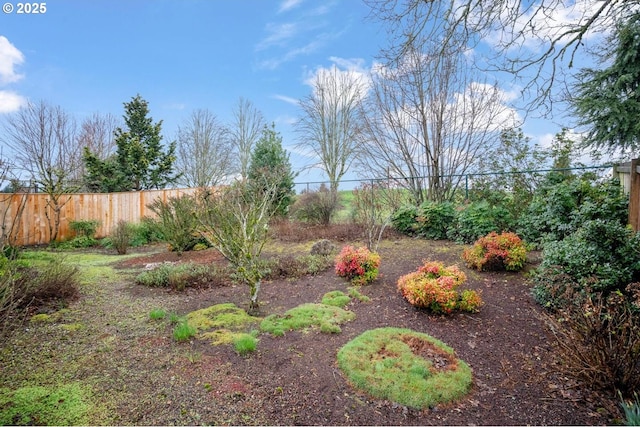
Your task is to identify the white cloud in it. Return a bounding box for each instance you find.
[0,90,27,113]
[256,22,298,51]
[278,0,303,13]
[258,34,333,70]
[272,94,299,106]
[0,37,26,113]
[0,36,24,84]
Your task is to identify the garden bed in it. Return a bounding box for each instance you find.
[0,229,619,425]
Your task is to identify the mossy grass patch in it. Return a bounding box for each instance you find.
[321,290,351,308]
[260,303,355,336]
[337,327,472,409]
[185,303,261,345]
[0,382,94,425]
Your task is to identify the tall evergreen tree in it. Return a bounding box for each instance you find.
[572,14,640,155]
[83,95,179,192]
[247,124,296,216]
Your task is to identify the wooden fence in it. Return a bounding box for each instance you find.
[614,159,640,231]
[0,188,200,247]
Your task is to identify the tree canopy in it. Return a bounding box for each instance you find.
[83,95,179,192]
[248,124,296,217]
[572,14,640,155]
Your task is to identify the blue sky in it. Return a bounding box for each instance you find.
[0,0,608,185]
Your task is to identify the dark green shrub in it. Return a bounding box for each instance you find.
[69,219,100,238]
[415,201,456,239]
[134,217,165,245]
[518,177,628,247]
[147,194,200,255]
[391,205,418,235]
[533,219,640,308]
[391,201,456,239]
[448,200,514,244]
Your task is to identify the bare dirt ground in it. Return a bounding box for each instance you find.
[2,223,621,425]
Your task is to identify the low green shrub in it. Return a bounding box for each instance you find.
[462,231,527,272]
[517,176,628,247]
[147,194,201,255]
[397,260,482,314]
[69,219,100,238]
[135,262,226,291]
[392,201,456,239]
[447,200,514,244]
[334,245,381,286]
[532,220,640,308]
[390,205,418,235]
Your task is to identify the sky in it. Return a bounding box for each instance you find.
[0,0,613,187]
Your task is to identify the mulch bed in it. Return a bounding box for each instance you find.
[112,225,618,425]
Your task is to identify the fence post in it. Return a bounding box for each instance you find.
[629,158,640,232]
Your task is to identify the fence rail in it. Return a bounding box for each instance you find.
[0,188,199,246]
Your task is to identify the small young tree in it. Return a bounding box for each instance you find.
[352,181,405,251]
[247,124,296,217]
[197,180,281,315]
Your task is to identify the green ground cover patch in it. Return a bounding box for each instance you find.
[0,383,94,425]
[260,303,355,336]
[337,327,473,409]
[186,303,261,345]
[321,290,351,307]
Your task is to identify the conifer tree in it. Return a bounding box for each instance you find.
[83,95,179,192]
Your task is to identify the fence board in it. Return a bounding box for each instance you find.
[0,188,200,246]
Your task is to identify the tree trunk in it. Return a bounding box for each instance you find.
[248,280,261,316]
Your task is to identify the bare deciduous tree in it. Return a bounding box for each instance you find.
[197,179,281,315]
[366,0,637,115]
[175,109,235,188]
[295,65,367,199]
[75,112,120,185]
[358,43,513,203]
[230,97,265,181]
[1,101,79,241]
